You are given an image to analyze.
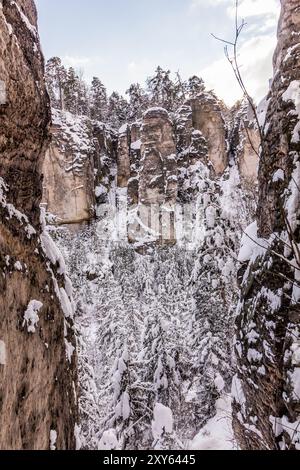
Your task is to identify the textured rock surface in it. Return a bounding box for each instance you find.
[44,95,259,250]
[230,102,260,184]
[233,0,300,450]
[139,108,177,206]
[42,111,95,224]
[42,110,117,224]
[117,125,131,188]
[127,108,177,247]
[0,0,77,450]
[0,0,49,226]
[189,94,228,175]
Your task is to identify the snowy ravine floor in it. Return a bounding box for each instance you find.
[189,395,236,450]
[49,213,242,450]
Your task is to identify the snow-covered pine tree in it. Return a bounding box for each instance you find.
[141,290,181,424]
[187,75,205,99]
[147,66,176,111]
[45,56,67,110]
[173,72,187,109]
[126,83,149,122]
[90,77,108,122]
[107,92,129,129]
[64,67,80,115]
[77,71,90,117]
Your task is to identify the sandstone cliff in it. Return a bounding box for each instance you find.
[0,0,77,450]
[42,92,259,252]
[42,110,117,224]
[233,0,300,450]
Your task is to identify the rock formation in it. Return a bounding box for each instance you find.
[127,108,177,248]
[0,0,77,450]
[233,0,300,450]
[42,110,117,224]
[42,92,259,252]
[42,110,95,224]
[230,101,260,185]
[189,93,228,176]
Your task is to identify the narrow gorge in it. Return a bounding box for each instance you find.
[0,0,299,453]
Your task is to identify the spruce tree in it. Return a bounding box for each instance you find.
[45,57,67,110]
[90,77,108,122]
[126,83,148,122]
[147,66,176,111]
[107,92,129,129]
[187,75,205,98]
[64,67,80,115]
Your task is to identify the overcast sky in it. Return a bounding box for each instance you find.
[36,0,281,106]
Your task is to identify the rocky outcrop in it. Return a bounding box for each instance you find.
[189,93,228,175]
[230,101,260,185]
[42,110,117,224]
[43,94,259,249]
[127,108,177,248]
[233,0,300,450]
[42,110,95,224]
[0,0,77,450]
[139,108,177,206]
[117,125,131,188]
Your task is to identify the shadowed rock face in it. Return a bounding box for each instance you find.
[42,112,95,224]
[230,102,260,185]
[0,0,77,450]
[42,111,117,224]
[117,125,131,188]
[139,108,177,206]
[189,94,228,175]
[0,0,50,227]
[233,0,300,450]
[42,94,259,250]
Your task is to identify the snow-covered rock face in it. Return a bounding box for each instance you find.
[127,108,177,248]
[0,0,77,450]
[42,91,259,252]
[42,111,117,224]
[230,101,260,184]
[42,110,95,224]
[189,94,228,176]
[233,0,300,451]
[139,108,177,206]
[0,0,49,226]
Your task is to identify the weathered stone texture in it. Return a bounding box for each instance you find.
[189,94,228,175]
[0,0,77,450]
[42,111,117,224]
[233,0,300,450]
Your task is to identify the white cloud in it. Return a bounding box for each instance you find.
[63,56,92,67]
[200,33,276,106]
[62,56,104,70]
[127,59,161,85]
[191,0,280,106]
[227,0,280,20]
[190,0,227,8]
[190,0,280,24]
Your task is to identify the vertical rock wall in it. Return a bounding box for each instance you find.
[233,0,300,450]
[0,0,77,450]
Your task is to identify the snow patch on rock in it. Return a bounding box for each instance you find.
[282,80,300,143]
[23,300,43,333]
